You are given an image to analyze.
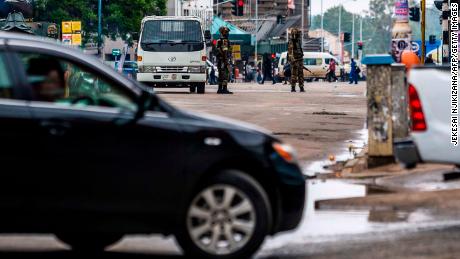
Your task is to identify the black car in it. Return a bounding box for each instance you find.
[0,32,305,258]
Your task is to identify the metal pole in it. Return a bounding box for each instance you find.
[339,5,342,61]
[352,13,355,59]
[301,0,304,46]
[360,15,363,42]
[421,0,426,63]
[321,0,324,52]
[255,0,258,62]
[442,0,449,64]
[98,0,102,56]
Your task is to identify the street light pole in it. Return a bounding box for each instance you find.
[255,0,258,62]
[98,0,102,56]
[351,13,355,59]
[321,0,324,52]
[338,4,342,62]
[301,0,304,46]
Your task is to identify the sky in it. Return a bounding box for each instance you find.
[310,0,437,15]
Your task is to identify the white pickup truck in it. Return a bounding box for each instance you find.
[394,66,460,168]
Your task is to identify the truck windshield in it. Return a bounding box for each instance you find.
[141,20,204,52]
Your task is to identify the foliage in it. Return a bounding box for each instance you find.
[34,0,166,44]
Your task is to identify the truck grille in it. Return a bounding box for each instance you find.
[157,66,188,73]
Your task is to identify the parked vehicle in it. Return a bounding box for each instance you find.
[394,66,459,168]
[136,16,211,94]
[277,52,342,81]
[0,32,305,259]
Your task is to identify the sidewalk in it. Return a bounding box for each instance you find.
[317,151,460,215]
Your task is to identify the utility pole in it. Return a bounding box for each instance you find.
[360,15,363,42]
[255,0,258,62]
[98,0,102,56]
[421,0,426,63]
[442,0,449,64]
[301,0,304,46]
[321,0,324,52]
[352,13,355,59]
[338,5,342,61]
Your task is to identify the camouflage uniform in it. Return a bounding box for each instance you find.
[214,27,233,94]
[287,28,305,92]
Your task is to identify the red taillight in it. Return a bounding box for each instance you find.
[408,84,427,132]
[202,56,207,61]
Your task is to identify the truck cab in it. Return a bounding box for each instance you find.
[136,16,209,93]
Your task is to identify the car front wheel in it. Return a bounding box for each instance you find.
[176,170,272,259]
[55,233,123,252]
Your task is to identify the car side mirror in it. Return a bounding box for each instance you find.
[135,90,158,120]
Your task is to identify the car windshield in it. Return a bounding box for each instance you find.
[141,20,203,44]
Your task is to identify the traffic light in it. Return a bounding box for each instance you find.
[357,41,363,50]
[343,32,351,43]
[232,0,244,16]
[271,53,276,60]
[409,7,420,22]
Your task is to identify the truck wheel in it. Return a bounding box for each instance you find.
[190,86,197,93]
[197,83,206,94]
[176,170,271,259]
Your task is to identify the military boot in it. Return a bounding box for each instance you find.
[291,86,296,92]
[222,84,233,94]
[300,86,305,92]
[217,84,224,94]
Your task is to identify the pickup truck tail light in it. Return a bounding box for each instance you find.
[408,84,427,132]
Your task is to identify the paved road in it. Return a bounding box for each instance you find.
[6,81,460,258]
[159,82,367,173]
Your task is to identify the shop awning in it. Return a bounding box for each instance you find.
[211,16,252,45]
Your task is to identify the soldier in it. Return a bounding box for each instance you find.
[287,28,305,92]
[214,26,233,94]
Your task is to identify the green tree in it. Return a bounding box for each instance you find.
[310,0,397,55]
[34,0,166,44]
[367,0,395,54]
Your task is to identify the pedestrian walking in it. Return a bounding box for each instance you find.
[213,26,233,94]
[209,65,217,85]
[349,58,358,85]
[327,59,338,82]
[261,54,273,84]
[283,62,291,85]
[288,28,305,92]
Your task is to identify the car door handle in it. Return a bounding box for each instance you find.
[40,120,71,137]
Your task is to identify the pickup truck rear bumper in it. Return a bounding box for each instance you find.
[394,138,421,168]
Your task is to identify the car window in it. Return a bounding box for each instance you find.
[304,58,322,66]
[0,53,13,99]
[18,53,138,112]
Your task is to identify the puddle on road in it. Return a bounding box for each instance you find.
[261,179,450,252]
[303,128,368,176]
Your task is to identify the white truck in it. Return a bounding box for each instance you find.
[136,16,211,93]
[394,66,460,168]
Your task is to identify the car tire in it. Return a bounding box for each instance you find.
[55,233,123,252]
[190,86,197,93]
[176,170,272,259]
[197,83,206,94]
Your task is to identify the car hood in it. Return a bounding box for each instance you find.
[176,110,274,136]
